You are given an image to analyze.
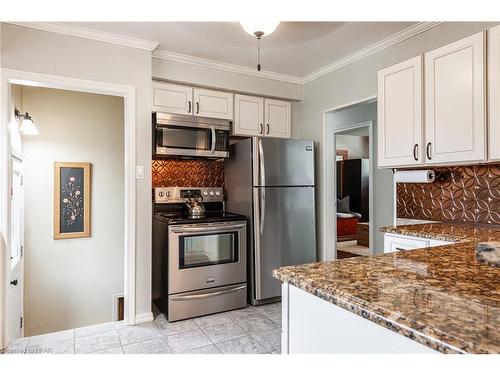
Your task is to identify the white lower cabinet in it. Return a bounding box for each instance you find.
[281,283,436,353]
[384,233,454,253]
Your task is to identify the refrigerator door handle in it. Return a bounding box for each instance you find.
[253,188,262,299]
[260,188,265,234]
[258,138,265,186]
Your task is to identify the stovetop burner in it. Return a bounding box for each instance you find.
[154,210,246,225]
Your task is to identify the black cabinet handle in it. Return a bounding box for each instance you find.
[413,144,418,161]
[266,124,270,135]
[259,123,263,135]
[395,247,407,252]
[196,102,200,114]
[188,101,191,113]
[426,142,432,160]
[10,279,18,286]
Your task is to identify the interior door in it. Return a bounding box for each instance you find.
[253,186,316,301]
[6,157,24,344]
[424,31,486,164]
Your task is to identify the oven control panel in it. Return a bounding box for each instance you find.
[155,186,224,203]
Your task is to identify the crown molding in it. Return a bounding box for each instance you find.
[153,49,303,85]
[302,21,442,84]
[7,22,159,51]
[7,21,443,84]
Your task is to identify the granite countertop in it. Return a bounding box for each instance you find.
[273,223,500,354]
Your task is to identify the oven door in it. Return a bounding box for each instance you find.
[168,221,246,294]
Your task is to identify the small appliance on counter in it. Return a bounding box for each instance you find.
[152,186,247,322]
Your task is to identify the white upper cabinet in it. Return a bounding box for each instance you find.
[264,99,291,138]
[233,94,264,137]
[489,25,500,161]
[193,88,233,120]
[377,56,423,167]
[424,31,486,164]
[152,81,193,115]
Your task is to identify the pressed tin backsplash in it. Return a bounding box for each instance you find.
[152,159,224,188]
[397,164,500,225]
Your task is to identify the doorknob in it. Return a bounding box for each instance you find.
[10,279,18,286]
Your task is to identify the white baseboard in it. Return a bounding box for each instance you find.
[134,312,154,324]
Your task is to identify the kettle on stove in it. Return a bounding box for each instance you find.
[186,194,206,219]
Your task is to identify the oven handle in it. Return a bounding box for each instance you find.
[210,126,216,154]
[169,223,246,233]
[169,284,247,301]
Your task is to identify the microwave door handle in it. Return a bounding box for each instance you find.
[210,126,216,154]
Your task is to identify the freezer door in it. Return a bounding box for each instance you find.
[253,186,316,301]
[254,138,315,186]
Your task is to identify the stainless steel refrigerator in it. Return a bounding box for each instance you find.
[225,138,317,305]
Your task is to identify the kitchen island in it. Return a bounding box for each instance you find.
[273,223,500,354]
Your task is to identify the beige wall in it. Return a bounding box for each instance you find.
[22,87,124,336]
[152,58,303,101]
[1,23,153,322]
[336,135,369,159]
[296,22,499,257]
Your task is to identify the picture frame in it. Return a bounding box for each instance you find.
[54,162,91,240]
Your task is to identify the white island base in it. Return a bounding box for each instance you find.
[281,283,436,354]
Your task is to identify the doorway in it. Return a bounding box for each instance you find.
[322,97,394,261]
[0,69,137,350]
[335,123,372,259]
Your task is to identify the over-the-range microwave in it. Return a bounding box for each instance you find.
[153,113,230,158]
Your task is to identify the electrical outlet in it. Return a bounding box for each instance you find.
[135,165,144,179]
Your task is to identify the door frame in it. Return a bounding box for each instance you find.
[0,69,137,348]
[333,121,374,257]
[321,96,377,261]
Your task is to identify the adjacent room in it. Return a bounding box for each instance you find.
[8,84,125,344]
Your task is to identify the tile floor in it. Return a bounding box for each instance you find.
[5,302,281,354]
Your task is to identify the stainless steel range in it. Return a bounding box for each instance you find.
[152,186,247,322]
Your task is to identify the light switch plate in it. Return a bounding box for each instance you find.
[135,165,144,179]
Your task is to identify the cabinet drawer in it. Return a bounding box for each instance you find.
[384,234,429,253]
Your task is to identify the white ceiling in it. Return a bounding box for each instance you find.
[64,22,417,77]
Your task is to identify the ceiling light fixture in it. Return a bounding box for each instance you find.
[240,21,280,71]
[15,108,39,135]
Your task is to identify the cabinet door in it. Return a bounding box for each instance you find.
[424,31,486,164]
[377,56,423,168]
[383,234,428,253]
[152,81,193,115]
[233,94,264,136]
[489,25,500,161]
[264,99,291,138]
[193,88,233,120]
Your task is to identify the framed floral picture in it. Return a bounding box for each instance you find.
[54,162,91,239]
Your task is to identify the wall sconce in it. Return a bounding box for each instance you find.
[15,108,39,135]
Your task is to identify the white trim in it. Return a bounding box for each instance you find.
[0,69,139,349]
[134,312,154,324]
[7,22,159,51]
[303,22,442,84]
[153,49,303,85]
[322,96,377,261]
[333,121,374,258]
